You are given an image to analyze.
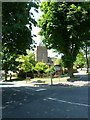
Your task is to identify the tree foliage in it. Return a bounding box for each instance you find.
[34,62,48,74]
[38,2,90,77]
[2,2,38,54]
[2,2,38,80]
[54,58,63,66]
[16,49,35,73]
[45,65,54,74]
[74,50,85,68]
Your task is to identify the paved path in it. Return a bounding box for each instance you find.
[0,71,90,87]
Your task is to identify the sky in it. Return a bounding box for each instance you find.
[31,8,62,58]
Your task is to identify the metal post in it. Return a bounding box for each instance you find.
[50,72,53,85]
[58,71,60,83]
[10,73,12,81]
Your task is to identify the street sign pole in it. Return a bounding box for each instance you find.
[50,72,53,85]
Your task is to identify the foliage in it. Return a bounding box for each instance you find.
[2,2,38,80]
[16,49,35,73]
[81,40,90,73]
[74,50,85,68]
[38,2,90,77]
[54,58,64,67]
[45,65,54,74]
[2,2,38,54]
[34,62,48,75]
[88,56,90,66]
[2,48,19,80]
[2,49,18,71]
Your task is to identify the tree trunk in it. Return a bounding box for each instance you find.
[10,73,12,81]
[5,70,7,81]
[68,64,74,78]
[85,44,89,73]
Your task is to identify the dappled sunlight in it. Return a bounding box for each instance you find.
[2,86,49,112]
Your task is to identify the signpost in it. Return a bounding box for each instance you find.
[50,72,53,85]
[54,65,61,82]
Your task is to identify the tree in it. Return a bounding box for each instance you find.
[45,65,54,74]
[83,40,90,73]
[74,50,85,69]
[34,62,48,77]
[54,58,63,66]
[2,2,38,80]
[38,2,90,77]
[2,50,19,81]
[79,3,90,73]
[16,49,35,77]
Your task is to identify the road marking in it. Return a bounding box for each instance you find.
[35,88,47,91]
[48,97,90,107]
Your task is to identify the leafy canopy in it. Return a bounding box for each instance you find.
[39,2,90,55]
[38,2,90,77]
[16,49,35,73]
[2,2,38,54]
[54,58,63,65]
[74,50,85,68]
[34,62,48,73]
[2,2,38,75]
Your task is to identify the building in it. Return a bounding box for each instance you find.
[35,45,48,63]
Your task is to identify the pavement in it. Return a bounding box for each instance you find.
[0,80,90,88]
[0,71,90,87]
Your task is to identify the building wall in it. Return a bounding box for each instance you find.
[35,46,48,63]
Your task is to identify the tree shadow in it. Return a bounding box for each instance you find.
[2,86,51,115]
[2,87,38,111]
[3,78,25,82]
[68,74,90,82]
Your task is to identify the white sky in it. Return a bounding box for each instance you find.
[31,8,62,58]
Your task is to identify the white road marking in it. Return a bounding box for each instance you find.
[35,88,47,91]
[48,97,90,107]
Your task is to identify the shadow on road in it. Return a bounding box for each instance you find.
[74,74,90,81]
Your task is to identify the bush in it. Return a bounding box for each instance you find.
[27,71,34,78]
[17,70,26,79]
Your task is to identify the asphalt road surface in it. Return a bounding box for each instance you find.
[1,85,90,119]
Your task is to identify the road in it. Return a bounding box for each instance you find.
[1,85,90,119]
[74,73,90,81]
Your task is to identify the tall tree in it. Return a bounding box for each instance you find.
[38,2,90,77]
[74,50,85,69]
[2,2,38,80]
[16,49,35,76]
[83,40,90,73]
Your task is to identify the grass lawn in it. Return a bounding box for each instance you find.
[2,74,80,84]
[30,76,70,84]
